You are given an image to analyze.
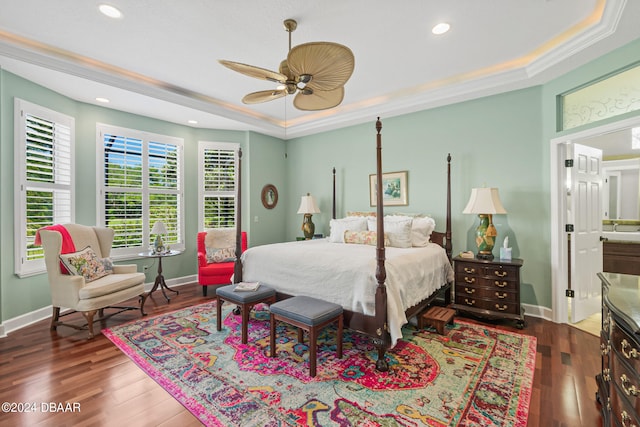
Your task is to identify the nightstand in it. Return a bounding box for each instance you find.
[451,255,525,328]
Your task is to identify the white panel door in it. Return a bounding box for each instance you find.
[570,143,603,323]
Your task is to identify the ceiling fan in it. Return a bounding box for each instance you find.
[219,19,355,111]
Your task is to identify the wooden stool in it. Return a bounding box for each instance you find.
[269,296,343,377]
[419,306,456,335]
[216,284,276,344]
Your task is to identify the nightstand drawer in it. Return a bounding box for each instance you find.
[454,284,518,302]
[454,295,520,314]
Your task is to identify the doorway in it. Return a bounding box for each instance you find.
[551,116,640,324]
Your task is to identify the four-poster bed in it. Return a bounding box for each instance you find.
[233,118,453,370]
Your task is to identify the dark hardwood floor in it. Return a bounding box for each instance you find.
[0,283,602,426]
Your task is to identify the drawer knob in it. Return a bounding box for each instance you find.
[622,339,639,360]
[495,304,508,311]
[621,410,637,427]
[494,281,508,288]
[464,298,475,306]
[621,374,639,397]
[464,277,476,284]
[464,267,475,274]
[494,270,508,278]
[464,287,475,294]
[495,292,507,299]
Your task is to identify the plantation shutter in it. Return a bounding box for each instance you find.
[199,142,238,230]
[103,133,144,249]
[148,140,181,246]
[15,99,75,277]
[98,124,184,256]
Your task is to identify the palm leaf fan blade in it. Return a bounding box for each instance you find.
[242,90,287,104]
[287,42,355,91]
[218,60,287,83]
[293,87,344,111]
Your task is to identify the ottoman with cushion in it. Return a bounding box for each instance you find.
[269,296,343,377]
[216,284,276,344]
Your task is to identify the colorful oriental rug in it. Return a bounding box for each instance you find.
[104,301,535,426]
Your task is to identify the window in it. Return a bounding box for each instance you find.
[198,142,239,230]
[98,124,184,257]
[14,99,74,277]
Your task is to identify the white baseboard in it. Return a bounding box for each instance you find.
[522,303,553,322]
[0,275,198,338]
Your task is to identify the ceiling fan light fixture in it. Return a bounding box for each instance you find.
[298,74,312,84]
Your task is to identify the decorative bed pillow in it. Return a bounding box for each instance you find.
[411,216,436,247]
[206,246,236,263]
[343,230,389,246]
[329,217,368,243]
[368,216,413,248]
[59,246,111,283]
[346,211,376,218]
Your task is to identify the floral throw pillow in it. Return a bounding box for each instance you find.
[59,246,111,283]
[343,230,390,246]
[206,246,236,263]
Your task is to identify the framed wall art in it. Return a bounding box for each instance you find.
[369,171,408,206]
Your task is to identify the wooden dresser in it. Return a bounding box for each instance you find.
[597,272,640,427]
[451,255,525,328]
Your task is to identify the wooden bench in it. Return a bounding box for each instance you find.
[269,296,343,377]
[419,306,456,335]
[216,284,276,344]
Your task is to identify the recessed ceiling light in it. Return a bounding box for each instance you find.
[187,120,198,124]
[95,97,110,103]
[432,22,450,35]
[99,4,122,19]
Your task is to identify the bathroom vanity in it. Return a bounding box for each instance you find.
[603,240,640,276]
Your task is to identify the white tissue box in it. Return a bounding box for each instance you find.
[500,247,512,261]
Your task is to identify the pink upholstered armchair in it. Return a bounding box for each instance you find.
[197,231,247,296]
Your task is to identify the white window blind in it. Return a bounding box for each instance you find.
[198,142,238,230]
[14,99,74,277]
[98,124,184,257]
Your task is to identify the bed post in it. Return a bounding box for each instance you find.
[234,148,243,284]
[374,118,390,372]
[332,167,336,219]
[445,153,452,261]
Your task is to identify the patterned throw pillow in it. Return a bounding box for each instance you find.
[343,230,390,246]
[206,246,236,263]
[59,246,111,283]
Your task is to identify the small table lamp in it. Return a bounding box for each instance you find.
[297,193,320,240]
[151,220,168,253]
[463,188,507,259]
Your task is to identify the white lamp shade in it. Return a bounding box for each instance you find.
[151,220,168,234]
[297,193,321,214]
[463,188,507,214]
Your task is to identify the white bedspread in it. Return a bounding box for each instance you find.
[241,239,454,346]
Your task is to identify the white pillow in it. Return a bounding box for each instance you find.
[411,216,436,247]
[368,216,413,248]
[329,217,368,243]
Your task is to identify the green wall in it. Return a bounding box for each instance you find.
[0,70,286,323]
[286,87,546,305]
[1,35,640,327]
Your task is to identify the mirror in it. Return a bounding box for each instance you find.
[261,184,278,209]
[579,126,640,220]
[602,159,640,220]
